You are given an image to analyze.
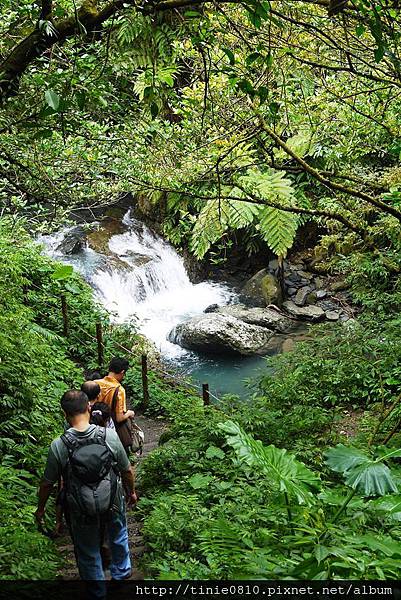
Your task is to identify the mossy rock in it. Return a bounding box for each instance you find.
[260,273,283,307]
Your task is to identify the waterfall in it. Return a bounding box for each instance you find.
[40,211,234,358]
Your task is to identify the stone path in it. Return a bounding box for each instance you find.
[57,414,167,580]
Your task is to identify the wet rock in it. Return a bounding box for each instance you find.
[168,314,273,355]
[326,310,340,321]
[287,287,297,296]
[282,301,325,322]
[204,304,220,313]
[287,272,302,284]
[316,290,328,299]
[87,218,127,254]
[261,273,283,306]
[56,226,87,255]
[242,269,282,307]
[282,338,295,353]
[294,286,310,307]
[314,277,325,289]
[298,270,314,280]
[330,280,349,292]
[120,251,152,267]
[212,304,295,333]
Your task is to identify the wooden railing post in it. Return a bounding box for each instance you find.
[141,354,149,409]
[61,295,69,337]
[202,383,210,406]
[96,322,104,370]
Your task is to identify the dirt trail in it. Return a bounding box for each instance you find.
[57,414,167,580]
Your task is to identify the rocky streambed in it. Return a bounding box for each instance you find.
[42,210,356,395]
[168,259,354,357]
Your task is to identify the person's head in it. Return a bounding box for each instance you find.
[108,357,129,382]
[89,371,102,381]
[81,381,101,402]
[90,402,111,428]
[61,390,90,424]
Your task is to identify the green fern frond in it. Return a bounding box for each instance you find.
[236,169,300,256]
[225,199,260,229]
[190,199,228,258]
[29,323,61,342]
[258,206,298,256]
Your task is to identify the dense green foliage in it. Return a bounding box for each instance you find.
[1,0,401,583]
[138,308,401,579]
[0,221,185,578]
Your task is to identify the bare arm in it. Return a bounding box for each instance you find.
[121,466,137,505]
[35,480,55,523]
[115,409,135,423]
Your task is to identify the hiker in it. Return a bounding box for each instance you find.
[94,358,134,424]
[94,358,135,454]
[81,380,101,406]
[90,401,115,430]
[35,390,137,582]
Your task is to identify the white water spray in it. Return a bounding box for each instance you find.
[40,211,234,357]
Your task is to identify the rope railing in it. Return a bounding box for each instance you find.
[26,279,222,407]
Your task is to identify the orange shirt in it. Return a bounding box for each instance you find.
[94,375,126,418]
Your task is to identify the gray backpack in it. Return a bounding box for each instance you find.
[61,427,118,518]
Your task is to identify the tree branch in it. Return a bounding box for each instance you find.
[258,116,401,222]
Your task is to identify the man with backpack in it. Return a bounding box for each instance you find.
[94,357,134,424]
[94,357,136,454]
[35,390,137,581]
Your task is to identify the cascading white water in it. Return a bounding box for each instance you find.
[40,211,234,358]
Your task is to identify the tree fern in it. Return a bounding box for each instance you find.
[237,169,299,256]
[225,198,260,229]
[219,420,321,506]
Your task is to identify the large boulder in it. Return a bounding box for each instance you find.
[208,304,295,333]
[56,226,87,255]
[282,300,325,322]
[168,314,273,355]
[241,269,282,307]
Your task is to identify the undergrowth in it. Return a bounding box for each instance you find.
[0,219,186,579]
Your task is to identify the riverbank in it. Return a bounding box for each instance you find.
[39,207,356,398]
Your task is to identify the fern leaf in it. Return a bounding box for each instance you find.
[219,420,321,506]
[190,200,228,258]
[258,206,298,256]
[225,199,260,229]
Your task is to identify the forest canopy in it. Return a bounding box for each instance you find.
[0,0,400,262]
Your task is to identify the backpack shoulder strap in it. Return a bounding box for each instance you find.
[61,432,79,457]
[95,426,107,445]
[110,386,120,422]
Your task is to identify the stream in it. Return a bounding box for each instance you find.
[40,210,270,398]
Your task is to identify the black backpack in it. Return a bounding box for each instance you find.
[61,427,118,518]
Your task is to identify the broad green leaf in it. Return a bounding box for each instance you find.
[44,89,60,111]
[51,265,73,280]
[372,495,401,520]
[325,444,370,474]
[188,473,213,489]
[219,420,320,505]
[345,462,398,496]
[325,444,398,496]
[222,47,235,65]
[205,446,225,459]
[314,545,330,564]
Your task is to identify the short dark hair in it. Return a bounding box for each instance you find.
[108,357,129,374]
[81,381,101,401]
[89,371,102,381]
[61,390,89,417]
